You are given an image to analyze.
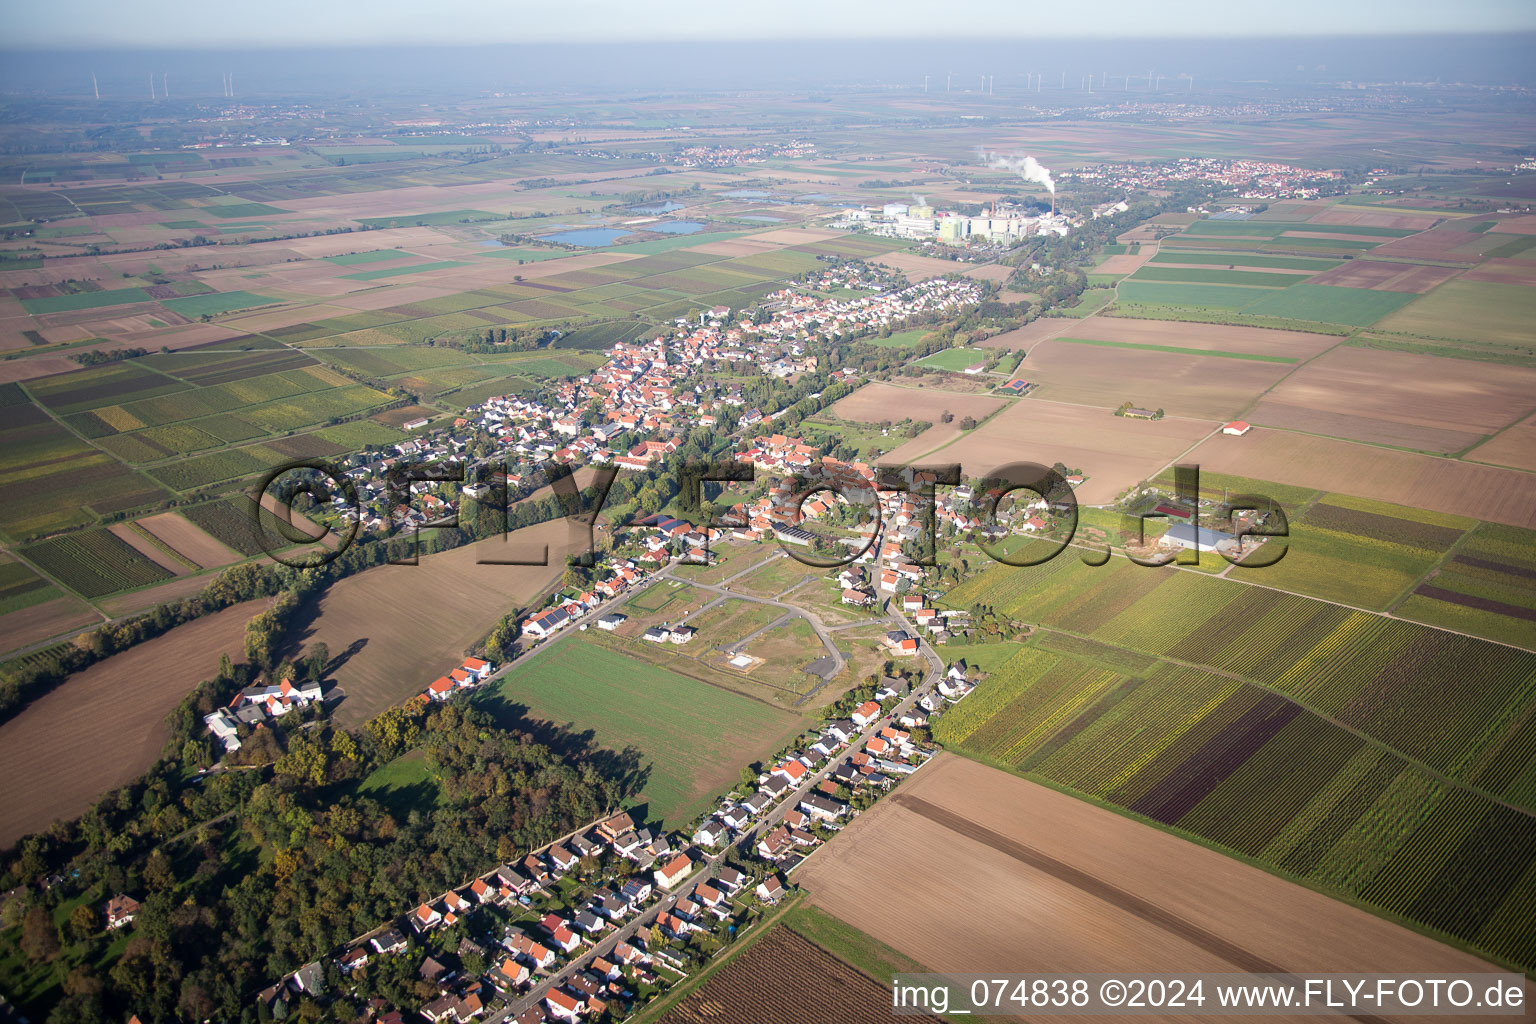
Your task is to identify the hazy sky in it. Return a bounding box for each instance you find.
[8,0,1536,48]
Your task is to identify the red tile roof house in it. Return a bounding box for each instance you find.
[772,759,808,785]
[653,852,693,890]
[105,893,140,930]
[851,700,882,727]
[543,923,578,954]
[496,956,531,990]
[413,902,443,932]
[755,874,788,903]
[545,988,586,1022]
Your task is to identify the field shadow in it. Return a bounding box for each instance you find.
[471,696,652,801]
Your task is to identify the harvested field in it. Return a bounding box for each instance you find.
[107,522,191,575]
[293,517,583,725]
[830,382,1003,427]
[1306,208,1442,230]
[1306,261,1462,292]
[1467,413,1536,472]
[96,572,225,618]
[927,399,1214,504]
[1019,317,1337,360]
[1012,339,1294,420]
[1254,347,1536,437]
[1247,403,1484,454]
[0,598,266,848]
[798,754,1513,1024]
[1187,430,1536,529]
[1094,250,1155,275]
[873,251,970,281]
[1462,257,1536,286]
[973,318,1087,351]
[963,263,1013,283]
[0,596,101,657]
[1369,232,1484,263]
[134,512,242,569]
[658,925,930,1024]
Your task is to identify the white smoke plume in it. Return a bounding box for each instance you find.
[911,193,927,207]
[980,150,1055,194]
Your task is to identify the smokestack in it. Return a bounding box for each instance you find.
[923,74,929,93]
[946,73,951,93]
[1060,71,1065,89]
[91,72,99,100]
[149,72,155,101]
[163,73,168,99]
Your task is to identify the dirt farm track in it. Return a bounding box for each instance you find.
[796,754,1523,1024]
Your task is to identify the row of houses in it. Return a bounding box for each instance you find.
[423,656,496,702]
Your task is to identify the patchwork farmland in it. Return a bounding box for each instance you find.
[934,554,1536,968]
[796,755,1520,1002]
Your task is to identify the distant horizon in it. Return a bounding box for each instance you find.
[7,29,1536,53]
[5,34,1536,98]
[7,0,1536,51]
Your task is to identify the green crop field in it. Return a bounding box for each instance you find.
[340,261,471,281]
[932,573,1536,969]
[1132,266,1305,287]
[22,528,174,598]
[21,288,154,315]
[1374,280,1536,348]
[1115,281,1282,309]
[1117,278,1418,327]
[1052,336,1297,364]
[916,346,990,372]
[1149,251,1343,271]
[941,556,1536,800]
[1392,521,1536,648]
[1248,496,1473,609]
[1183,220,1414,239]
[323,249,416,265]
[1239,283,1418,326]
[474,641,804,826]
[356,210,498,228]
[161,291,280,318]
[0,558,61,616]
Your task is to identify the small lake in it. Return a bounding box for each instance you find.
[478,238,508,247]
[722,189,772,199]
[650,221,706,235]
[737,215,783,222]
[631,201,685,214]
[540,227,634,247]
[795,193,848,204]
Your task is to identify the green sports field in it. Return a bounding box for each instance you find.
[475,640,805,826]
[916,346,991,371]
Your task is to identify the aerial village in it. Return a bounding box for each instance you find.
[242,644,960,1024]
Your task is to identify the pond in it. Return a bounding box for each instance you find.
[722,189,772,199]
[737,215,783,222]
[631,201,685,214]
[540,227,634,247]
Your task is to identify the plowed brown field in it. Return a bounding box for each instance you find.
[0,598,267,848]
[797,755,1517,1024]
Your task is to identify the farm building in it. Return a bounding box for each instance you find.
[1223,420,1252,436]
[1159,523,1240,553]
